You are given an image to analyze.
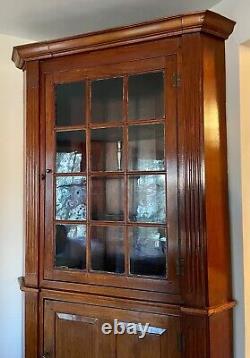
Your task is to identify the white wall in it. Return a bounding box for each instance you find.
[239,42,250,358]
[211,1,250,357]
[0,34,29,358]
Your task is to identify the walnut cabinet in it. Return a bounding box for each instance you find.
[12,10,235,357]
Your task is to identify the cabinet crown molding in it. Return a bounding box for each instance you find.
[12,10,235,70]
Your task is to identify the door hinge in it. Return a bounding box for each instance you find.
[177,333,185,353]
[176,258,185,276]
[172,73,181,87]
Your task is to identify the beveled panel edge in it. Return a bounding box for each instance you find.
[12,10,235,70]
[56,313,98,324]
[180,300,236,317]
[120,321,167,335]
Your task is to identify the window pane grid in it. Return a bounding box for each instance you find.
[53,71,167,278]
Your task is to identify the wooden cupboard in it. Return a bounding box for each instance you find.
[13,10,235,357]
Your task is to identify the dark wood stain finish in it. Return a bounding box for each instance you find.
[13,10,235,358]
[24,61,40,288]
[179,33,207,307]
[202,35,232,307]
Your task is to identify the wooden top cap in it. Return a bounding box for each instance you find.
[12,10,235,70]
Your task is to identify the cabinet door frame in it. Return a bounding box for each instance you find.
[42,54,179,296]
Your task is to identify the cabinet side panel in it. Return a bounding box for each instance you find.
[25,61,40,287]
[25,291,39,358]
[202,35,232,306]
[182,313,208,358]
[209,310,233,358]
[179,33,207,307]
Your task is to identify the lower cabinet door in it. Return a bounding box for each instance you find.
[43,299,181,358]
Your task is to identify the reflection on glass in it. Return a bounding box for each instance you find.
[55,81,85,126]
[91,77,123,123]
[55,224,86,269]
[129,226,166,277]
[91,177,124,221]
[56,176,87,220]
[128,175,166,223]
[128,72,164,120]
[91,127,123,171]
[90,226,124,273]
[128,124,165,171]
[56,131,86,173]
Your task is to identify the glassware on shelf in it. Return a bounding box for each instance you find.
[91,127,123,172]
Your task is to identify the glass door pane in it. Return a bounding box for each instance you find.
[90,226,125,273]
[56,130,86,173]
[90,177,124,221]
[91,77,123,123]
[128,72,164,120]
[128,124,165,171]
[53,79,87,271]
[128,175,166,223]
[55,81,85,126]
[91,127,123,171]
[55,224,86,269]
[56,176,87,221]
[129,226,167,277]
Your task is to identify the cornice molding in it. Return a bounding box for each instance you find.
[12,10,235,70]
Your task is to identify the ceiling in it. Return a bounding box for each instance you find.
[0,0,222,41]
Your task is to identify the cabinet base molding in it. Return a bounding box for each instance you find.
[20,287,234,358]
[19,277,235,319]
[181,301,236,317]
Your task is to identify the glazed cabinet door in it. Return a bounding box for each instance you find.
[43,299,181,358]
[42,53,179,298]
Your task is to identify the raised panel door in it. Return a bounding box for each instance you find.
[43,299,180,358]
